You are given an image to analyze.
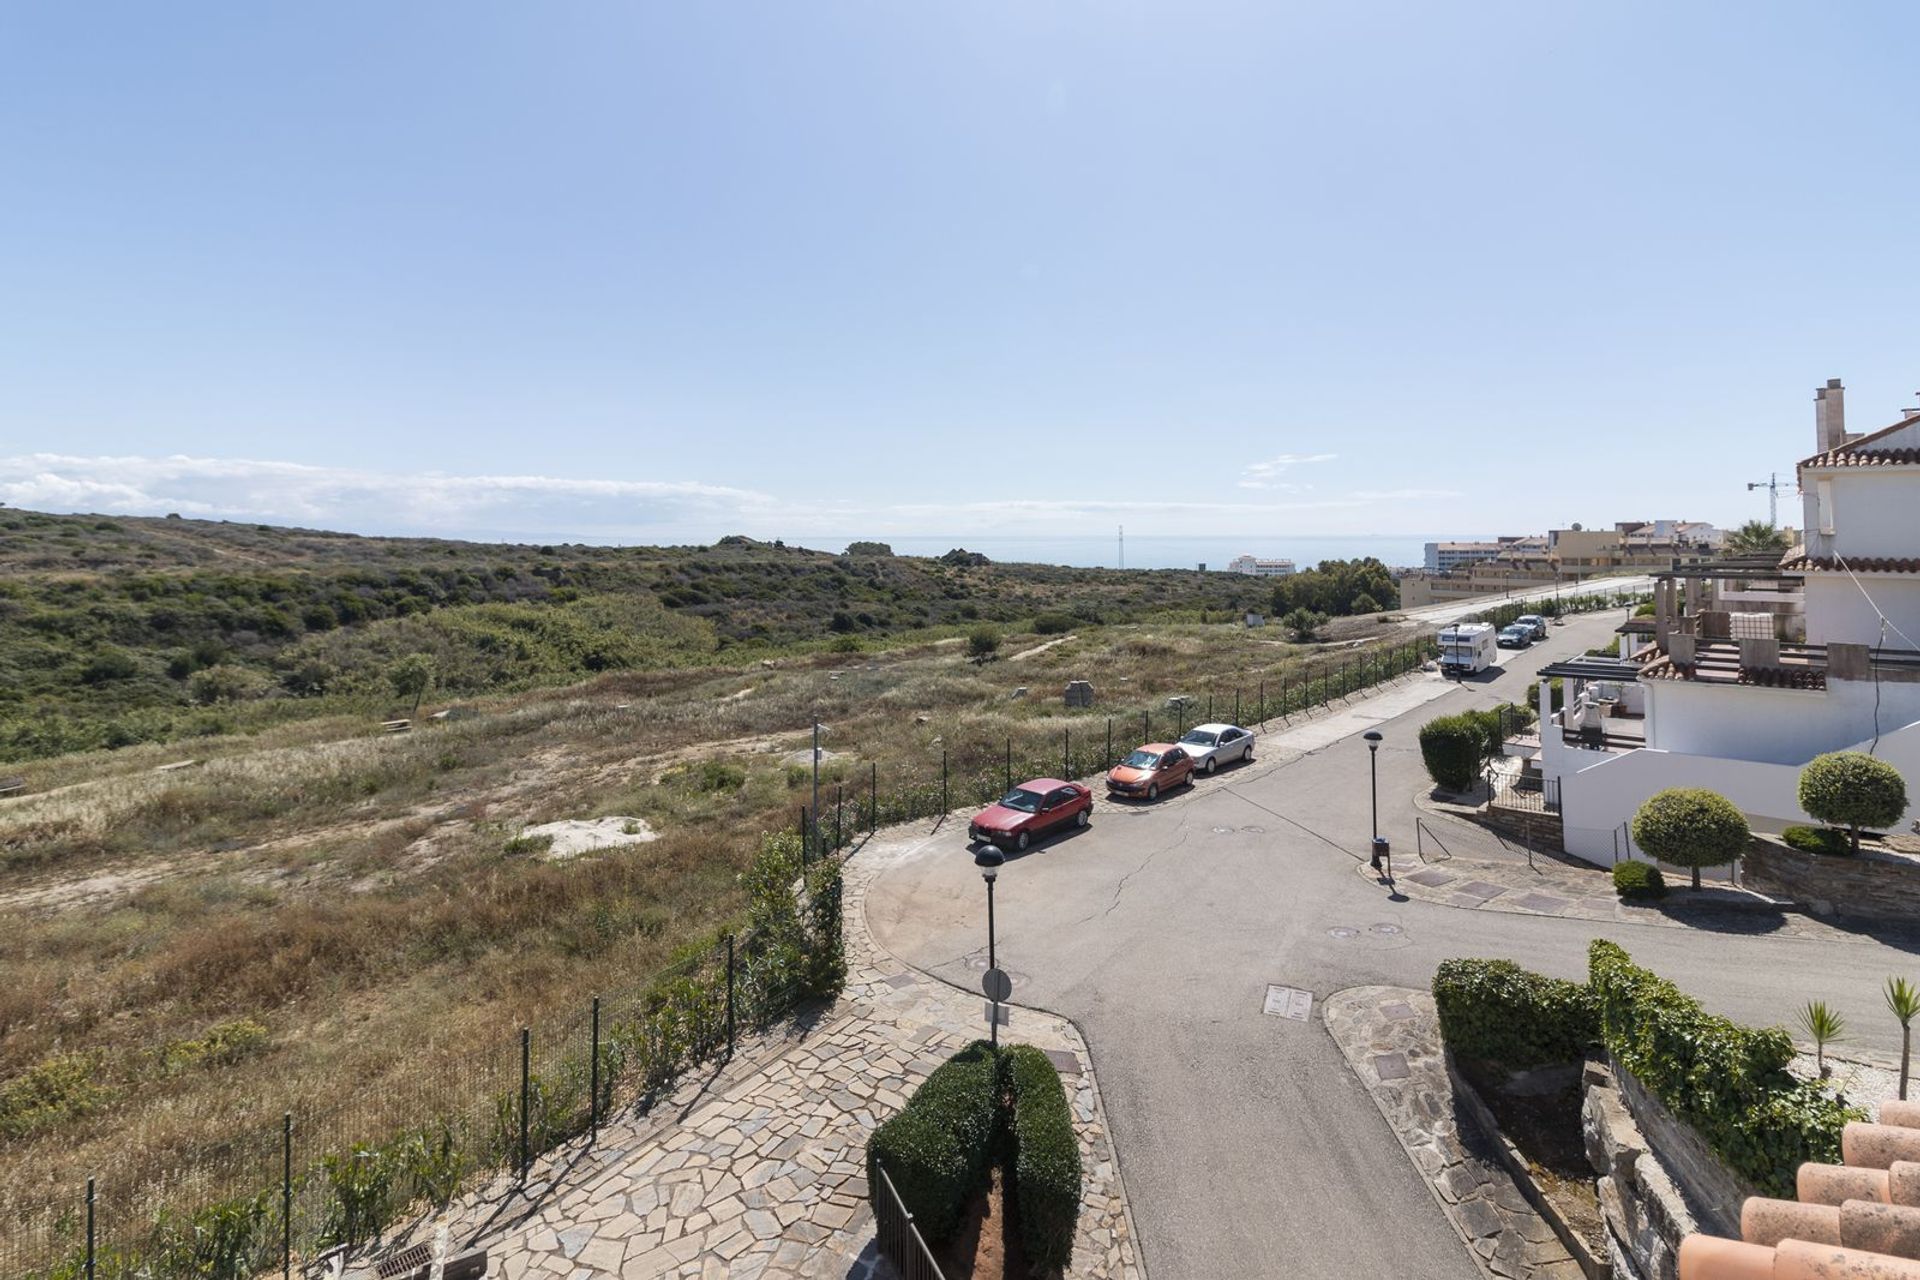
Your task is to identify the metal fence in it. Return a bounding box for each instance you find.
[1488,770,1560,815]
[872,1162,947,1280]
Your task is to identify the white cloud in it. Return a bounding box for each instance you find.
[1237,452,1338,490]
[1350,487,1463,501]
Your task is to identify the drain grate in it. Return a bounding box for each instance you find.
[1328,926,1359,940]
[376,1246,433,1280]
[1370,923,1403,936]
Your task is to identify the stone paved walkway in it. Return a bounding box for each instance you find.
[1323,986,1585,1280]
[355,834,1141,1280]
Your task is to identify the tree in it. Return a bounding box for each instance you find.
[1889,977,1920,1101]
[844,541,894,556]
[1630,787,1750,891]
[388,653,436,718]
[1796,1000,1847,1079]
[1351,592,1382,615]
[1725,520,1791,556]
[1270,557,1399,619]
[1281,607,1327,642]
[965,626,1001,664]
[1797,751,1908,855]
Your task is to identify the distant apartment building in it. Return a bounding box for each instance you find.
[1423,540,1508,572]
[1227,555,1296,577]
[1401,521,1722,607]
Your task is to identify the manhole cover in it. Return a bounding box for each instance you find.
[1241,825,1266,834]
[1328,927,1359,940]
[1370,923,1403,936]
[1263,985,1313,1020]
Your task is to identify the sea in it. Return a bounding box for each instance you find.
[790,534,1490,573]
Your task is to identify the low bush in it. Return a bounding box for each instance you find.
[1032,612,1076,635]
[1589,940,1861,1197]
[161,1018,271,1074]
[0,1054,111,1138]
[1782,825,1851,856]
[866,1041,1001,1243]
[1005,1045,1081,1271]
[1419,714,1487,794]
[1432,958,1598,1069]
[1612,861,1668,899]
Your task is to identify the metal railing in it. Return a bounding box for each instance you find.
[1487,770,1559,815]
[873,1162,948,1280]
[1415,816,1455,863]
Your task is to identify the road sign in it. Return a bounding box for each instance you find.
[984,1001,1010,1027]
[982,967,1013,1003]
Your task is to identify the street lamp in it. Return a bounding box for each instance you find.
[975,845,1005,1047]
[1364,731,1390,873]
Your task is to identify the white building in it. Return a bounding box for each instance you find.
[1423,540,1507,572]
[1227,555,1296,577]
[1535,378,1920,865]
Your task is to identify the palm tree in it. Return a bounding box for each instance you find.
[1888,977,1920,1100]
[1797,1000,1847,1078]
[1725,519,1791,556]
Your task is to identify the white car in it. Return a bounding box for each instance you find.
[1176,723,1256,774]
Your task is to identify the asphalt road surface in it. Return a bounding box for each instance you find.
[862,610,1919,1280]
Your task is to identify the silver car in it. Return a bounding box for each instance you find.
[1176,723,1256,775]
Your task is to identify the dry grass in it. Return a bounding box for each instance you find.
[0,614,1419,1244]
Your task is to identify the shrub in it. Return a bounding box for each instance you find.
[1612,861,1668,899]
[161,1018,271,1074]
[1589,940,1861,1197]
[1782,825,1851,856]
[0,1054,110,1138]
[1797,751,1908,855]
[1281,607,1328,642]
[1032,612,1076,636]
[1432,958,1598,1068]
[503,831,554,857]
[1630,787,1750,890]
[1419,714,1487,794]
[1005,1045,1082,1271]
[866,1041,1000,1243]
[966,626,1002,663]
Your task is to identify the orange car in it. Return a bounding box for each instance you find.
[1105,742,1195,801]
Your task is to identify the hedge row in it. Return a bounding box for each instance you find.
[866,1041,1001,1243]
[1432,958,1599,1069]
[1588,940,1862,1197]
[1005,1045,1082,1270]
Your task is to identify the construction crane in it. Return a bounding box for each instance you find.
[1747,473,1782,527]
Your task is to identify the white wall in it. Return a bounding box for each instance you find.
[1805,574,1920,649]
[1828,469,1920,560]
[1559,716,1920,866]
[1641,678,1920,764]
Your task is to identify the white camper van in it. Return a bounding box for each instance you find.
[1437,622,1498,677]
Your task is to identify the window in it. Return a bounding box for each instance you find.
[1817,478,1835,535]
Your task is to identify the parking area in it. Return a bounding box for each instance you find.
[857,608,1920,1277]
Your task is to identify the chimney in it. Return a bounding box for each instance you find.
[1814,378,1847,454]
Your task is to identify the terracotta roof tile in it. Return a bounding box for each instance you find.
[1781,555,1920,574]
[1799,414,1920,469]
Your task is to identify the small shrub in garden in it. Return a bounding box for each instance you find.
[1797,751,1908,855]
[1005,1045,1082,1271]
[1612,861,1667,900]
[1782,825,1850,856]
[866,1041,1000,1243]
[1432,958,1598,1068]
[1630,787,1749,890]
[1419,714,1487,794]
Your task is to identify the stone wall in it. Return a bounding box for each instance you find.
[1741,835,1920,919]
[1582,1060,1757,1280]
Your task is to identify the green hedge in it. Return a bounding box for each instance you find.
[1782,825,1850,856]
[866,1041,1001,1243]
[1005,1045,1081,1271]
[1432,958,1598,1069]
[1612,861,1668,899]
[1419,714,1486,793]
[1588,940,1862,1197]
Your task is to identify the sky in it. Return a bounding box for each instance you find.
[2,2,1917,555]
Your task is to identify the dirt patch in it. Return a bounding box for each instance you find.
[519,816,658,860]
[942,1163,1032,1279]
[1457,1057,1606,1256]
[1008,634,1076,662]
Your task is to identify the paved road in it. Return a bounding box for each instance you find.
[862,609,1918,1280]
[1396,574,1655,627]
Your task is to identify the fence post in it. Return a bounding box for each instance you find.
[1258,679,1264,724]
[86,1176,95,1280]
[1005,738,1011,793]
[870,761,878,835]
[519,1027,531,1182]
[282,1112,293,1280]
[590,996,602,1138]
[726,935,736,1058]
[1279,677,1288,720]
[1143,709,1149,743]
[1207,691,1213,721]
[1234,689,1241,724]
[835,784,843,852]
[941,748,949,815]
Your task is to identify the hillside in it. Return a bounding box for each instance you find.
[0,508,1276,762]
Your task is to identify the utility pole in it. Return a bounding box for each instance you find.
[1747,473,1782,527]
[1118,524,1125,571]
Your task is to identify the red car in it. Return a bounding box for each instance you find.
[968,778,1093,852]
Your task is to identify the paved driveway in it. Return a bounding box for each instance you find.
[861,611,1920,1279]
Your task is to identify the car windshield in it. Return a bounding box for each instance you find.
[1121,750,1160,769]
[1180,730,1217,746]
[997,788,1044,812]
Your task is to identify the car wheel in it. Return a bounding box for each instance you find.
[1016,830,1030,852]
[1075,808,1089,828]
[1146,783,1159,801]
[1204,756,1217,775]
[1243,745,1254,762]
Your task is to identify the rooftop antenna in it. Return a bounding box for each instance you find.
[1746,473,1782,527]
[1118,524,1124,571]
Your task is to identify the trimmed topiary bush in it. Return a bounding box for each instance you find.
[1432,958,1598,1069]
[1797,751,1908,855]
[1419,713,1487,794]
[1630,786,1750,890]
[1782,825,1851,856]
[866,1041,1000,1243]
[1588,940,1862,1197]
[1004,1045,1081,1270]
[1612,861,1668,899]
